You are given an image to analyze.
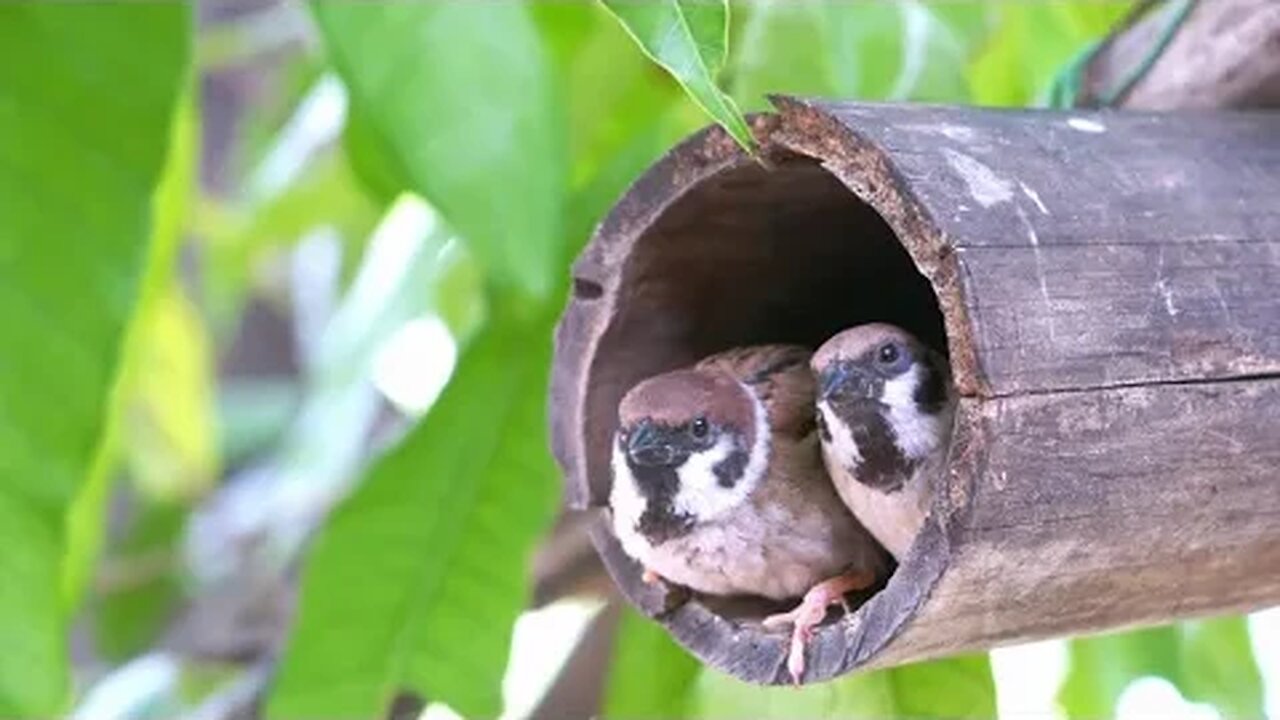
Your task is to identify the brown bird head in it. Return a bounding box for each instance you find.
[811,323,953,491]
[611,366,767,544]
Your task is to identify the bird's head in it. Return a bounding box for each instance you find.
[610,367,768,544]
[811,323,953,490]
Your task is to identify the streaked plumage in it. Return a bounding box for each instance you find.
[609,344,887,682]
[812,323,956,561]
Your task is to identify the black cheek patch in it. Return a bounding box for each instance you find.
[638,504,694,545]
[844,407,915,494]
[913,355,949,412]
[712,447,749,488]
[628,461,695,544]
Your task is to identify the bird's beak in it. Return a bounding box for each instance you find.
[818,362,872,401]
[626,422,680,467]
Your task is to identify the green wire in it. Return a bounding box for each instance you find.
[1044,0,1196,109]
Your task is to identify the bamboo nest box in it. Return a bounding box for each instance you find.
[549,97,1280,685]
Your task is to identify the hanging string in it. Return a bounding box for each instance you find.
[1043,0,1196,109]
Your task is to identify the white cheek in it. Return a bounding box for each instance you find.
[609,441,650,556]
[818,400,862,466]
[882,366,953,460]
[673,381,770,522]
[671,436,734,518]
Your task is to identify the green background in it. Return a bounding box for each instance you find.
[0,1,1272,718]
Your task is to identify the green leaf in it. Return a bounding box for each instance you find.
[693,653,996,719]
[0,4,191,714]
[120,280,218,505]
[727,1,991,111]
[604,607,700,719]
[602,0,754,153]
[533,1,696,267]
[1178,616,1265,719]
[341,104,409,208]
[1061,619,1266,720]
[729,1,857,111]
[267,305,561,719]
[1059,626,1183,719]
[65,82,198,624]
[968,3,1129,107]
[312,0,567,302]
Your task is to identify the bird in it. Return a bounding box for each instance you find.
[608,343,888,683]
[811,323,956,561]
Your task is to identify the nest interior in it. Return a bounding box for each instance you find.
[582,152,949,623]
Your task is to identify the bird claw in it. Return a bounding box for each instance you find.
[762,596,827,684]
[641,567,662,585]
[761,572,875,685]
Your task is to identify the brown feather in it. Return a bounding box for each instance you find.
[612,343,888,601]
[697,344,815,440]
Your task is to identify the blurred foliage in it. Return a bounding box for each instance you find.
[121,280,219,505]
[605,607,702,719]
[0,3,190,715]
[602,0,754,152]
[0,1,1272,719]
[969,3,1132,106]
[310,1,568,302]
[1061,618,1265,719]
[92,500,187,662]
[692,653,996,719]
[269,307,561,718]
[728,1,995,108]
[606,606,996,719]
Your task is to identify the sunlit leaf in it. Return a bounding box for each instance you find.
[602,0,754,153]
[728,0,989,110]
[1051,2,1136,37]
[693,653,997,719]
[604,607,700,719]
[268,305,561,719]
[120,281,218,504]
[1059,626,1183,719]
[969,3,1129,107]
[341,103,408,208]
[1178,616,1265,719]
[729,0,858,110]
[0,3,190,714]
[313,0,567,301]
[534,1,695,265]
[1063,619,1267,720]
[545,3,686,187]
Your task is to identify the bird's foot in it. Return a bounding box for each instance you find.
[761,571,875,684]
[641,567,662,585]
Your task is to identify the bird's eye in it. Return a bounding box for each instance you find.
[877,342,900,365]
[690,417,709,439]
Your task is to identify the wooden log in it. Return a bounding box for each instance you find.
[1081,0,1280,109]
[531,0,1280,619]
[548,99,1280,684]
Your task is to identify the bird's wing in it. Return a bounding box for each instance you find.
[697,344,816,441]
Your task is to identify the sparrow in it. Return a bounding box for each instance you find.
[609,344,888,683]
[811,323,956,561]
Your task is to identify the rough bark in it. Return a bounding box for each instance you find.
[550,99,1280,684]
[1081,0,1280,110]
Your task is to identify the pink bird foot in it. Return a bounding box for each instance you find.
[761,571,875,684]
